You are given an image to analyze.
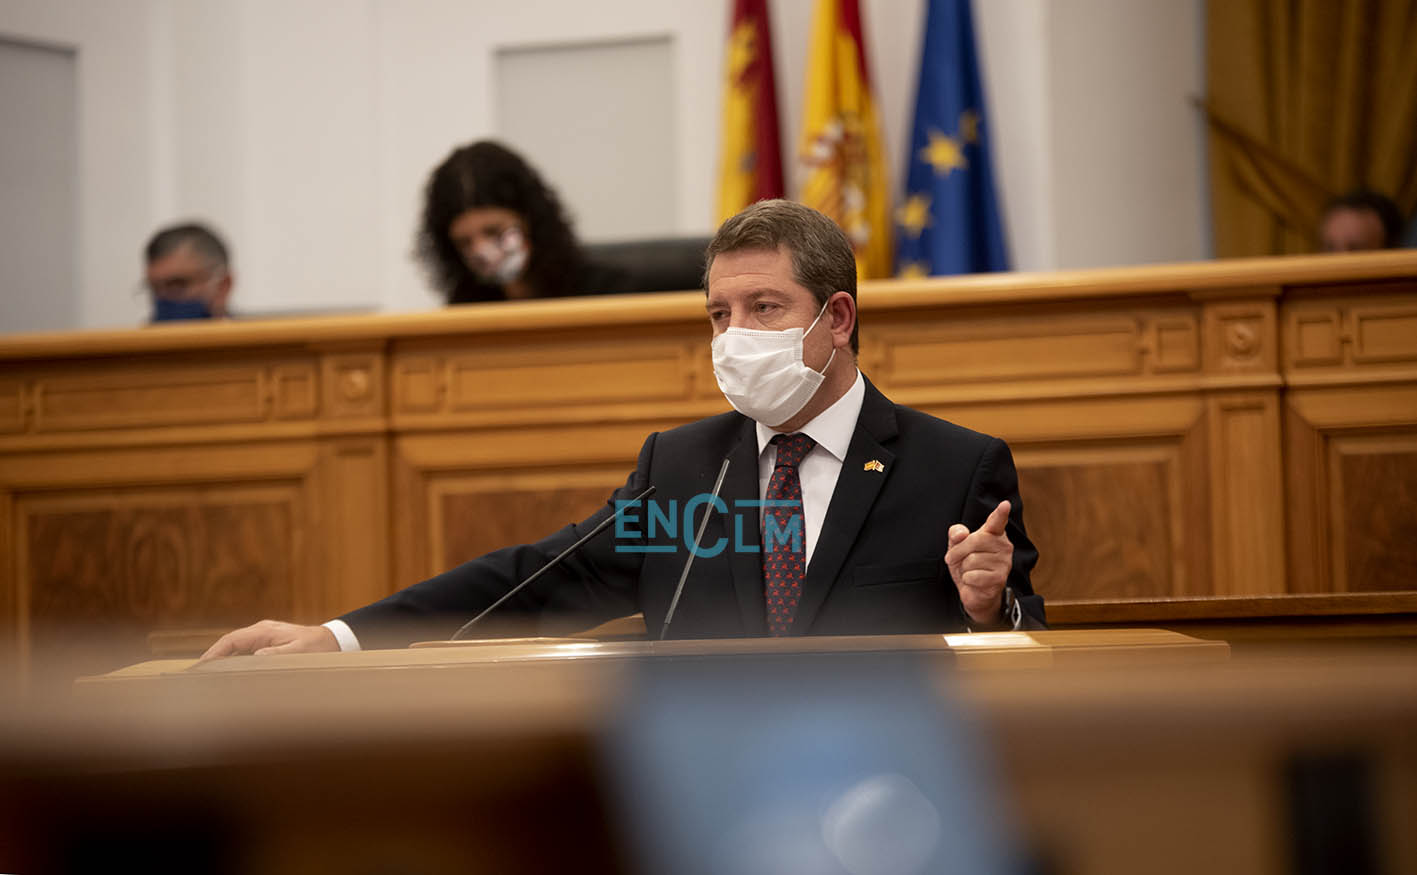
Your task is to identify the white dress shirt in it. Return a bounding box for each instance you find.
[753,369,865,568]
[326,370,869,653]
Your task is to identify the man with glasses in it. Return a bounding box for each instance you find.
[144,222,233,322]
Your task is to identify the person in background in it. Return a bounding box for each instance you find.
[417,140,627,303]
[144,222,234,322]
[1318,189,1407,252]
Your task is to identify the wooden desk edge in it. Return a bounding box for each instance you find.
[77,629,1225,685]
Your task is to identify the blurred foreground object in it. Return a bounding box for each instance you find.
[0,633,1413,874]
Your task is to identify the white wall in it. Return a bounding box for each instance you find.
[0,0,159,330]
[1047,0,1206,269]
[0,0,1208,330]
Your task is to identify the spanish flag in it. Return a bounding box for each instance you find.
[798,0,893,279]
[715,0,785,223]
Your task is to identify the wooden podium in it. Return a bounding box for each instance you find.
[4,251,1417,677]
[83,628,1231,691]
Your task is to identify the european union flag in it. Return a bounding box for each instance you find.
[895,0,1008,276]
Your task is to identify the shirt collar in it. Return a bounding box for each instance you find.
[755,369,865,462]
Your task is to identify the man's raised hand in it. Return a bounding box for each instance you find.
[944,500,1014,627]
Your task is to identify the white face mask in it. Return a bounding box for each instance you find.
[711,301,838,427]
[470,227,529,285]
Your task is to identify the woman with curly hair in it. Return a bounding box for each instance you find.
[417,140,624,303]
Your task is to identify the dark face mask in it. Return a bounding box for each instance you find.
[152,298,212,322]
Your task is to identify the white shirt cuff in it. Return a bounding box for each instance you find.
[321,619,362,652]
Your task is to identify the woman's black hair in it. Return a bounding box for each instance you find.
[417,140,586,302]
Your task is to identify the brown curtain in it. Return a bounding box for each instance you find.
[1206,0,1417,256]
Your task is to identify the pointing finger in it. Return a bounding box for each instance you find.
[947,524,969,548]
[980,500,1011,536]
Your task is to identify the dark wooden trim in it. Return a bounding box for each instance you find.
[1048,592,1417,625]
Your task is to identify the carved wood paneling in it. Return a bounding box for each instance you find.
[19,489,298,673]
[390,335,712,428]
[0,489,13,665]
[1151,318,1201,372]
[1351,305,1417,363]
[272,365,319,419]
[1205,394,1285,594]
[7,356,323,437]
[1283,293,1417,379]
[1015,445,1188,602]
[1332,435,1417,593]
[428,468,625,573]
[0,381,23,433]
[440,485,612,571]
[393,357,442,413]
[1284,384,1417,594]
[321,352,384,419]
[391,427,658,585]
[881,315,1145,386]
[1284,400,1331,594]
[443,341,691,410]
[316,438,390,613]
[1202,296,1278,376]
[1292,311,1344,366]
[23,492,296,625]
[35,369,265,431]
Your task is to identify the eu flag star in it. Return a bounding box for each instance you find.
[920,128,967,177]
[896,193,933,239]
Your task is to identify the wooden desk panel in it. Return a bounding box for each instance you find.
[1,252,1415,672]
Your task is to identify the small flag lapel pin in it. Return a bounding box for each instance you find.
[864,459,885,473]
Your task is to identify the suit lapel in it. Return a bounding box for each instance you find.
[720,418,767,635]
[792,379,899,634]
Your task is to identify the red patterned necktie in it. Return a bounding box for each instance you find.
[763,432,816,636]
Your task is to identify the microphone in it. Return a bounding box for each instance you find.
[659,457,731,640]
[449,484,656,641]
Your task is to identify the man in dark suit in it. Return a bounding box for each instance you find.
[203,200,1042,658]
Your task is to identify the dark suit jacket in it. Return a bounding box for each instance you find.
[341,379,1043,648]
